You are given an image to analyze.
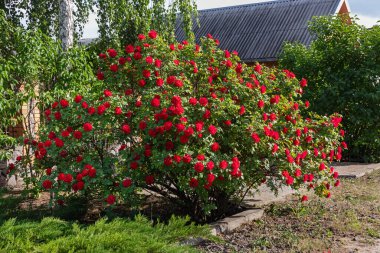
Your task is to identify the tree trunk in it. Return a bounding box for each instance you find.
[59,0,74,51]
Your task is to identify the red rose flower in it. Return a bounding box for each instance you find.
[61,130,70,138]
[122,178,132,187]
[257,100,264,108]
[207,161,215,170]
[235,63,243,74]
[110,64,118,72]
[130,161,138,170]
[165,141,174,151]
[272,144,279,153]
[300,78,308,87]
[148,30,157,39]
[81,101,88,109]
[254,64,262,74]
[142,69,151,78]
[125,44,134,53]
[203,109,211,119]
[195,121,204,132]
[97,72,104,80]
[151,97,160,107]
[197,154,205,161]
[107,48,117,58]
[118,57,127,65]
[73,130,82,139]
[239,106,245,115]
[156,78,164,86]
[224,50,231,58]
[219,160,228,169]
[286,176,294,185]
[42,180,53,189]
[145,175,154,185]
[55,138,64,148]
[208,125,217,135]
[60,99,69,108]
[199,97,208,106]
[164,156,173,166]
[83,122,93,132]
[189,178,199,188]
[207,173,216,184]
[145,56,153,64]
[104,89,112,97]
[97,104,106,115]
[134,52,142,60]
[88,167,96,177]
[270,95,280,104]
[173,155,182,163]
[122,124,131,134]
[260,85,266,94]
[74,95,83,103]
[251,133,260,143]
[54,112,61,120]
[331,117,342,128]
[106,194,116,205]
[183,154,192,163]
[194,162,204,173]
[63,174,73,183]
[155,59,162,68]
[224,120,232,126]
[115,107,122,115]
[294,168,302,177]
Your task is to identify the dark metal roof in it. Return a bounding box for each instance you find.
[176,0,342,62]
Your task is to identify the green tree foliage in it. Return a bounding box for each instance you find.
[1,0,197,46]
[280,15,380,162]
[1,0,93,39]
[93,0,198,50]
[0,10,94,160]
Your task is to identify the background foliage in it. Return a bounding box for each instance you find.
[0,10,95,160]
[280,15,380,162]
[0,0,197,49]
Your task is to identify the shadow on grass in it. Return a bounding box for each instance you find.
[0,189,90,224]
[0,188,190,226]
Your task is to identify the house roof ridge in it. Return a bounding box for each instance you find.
[198,0,331,13]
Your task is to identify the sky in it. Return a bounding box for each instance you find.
[82,0,380,38]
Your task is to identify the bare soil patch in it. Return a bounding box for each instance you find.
[198,170,380,252]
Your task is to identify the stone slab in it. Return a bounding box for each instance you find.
[210,209,263,235]
[242,185,296,208]
[333,163,380,179]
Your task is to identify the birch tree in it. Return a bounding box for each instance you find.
[59,0,74,50]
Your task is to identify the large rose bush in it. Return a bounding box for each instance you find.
[9,32,346,220]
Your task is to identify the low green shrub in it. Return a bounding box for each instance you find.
[0,216,211,253]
